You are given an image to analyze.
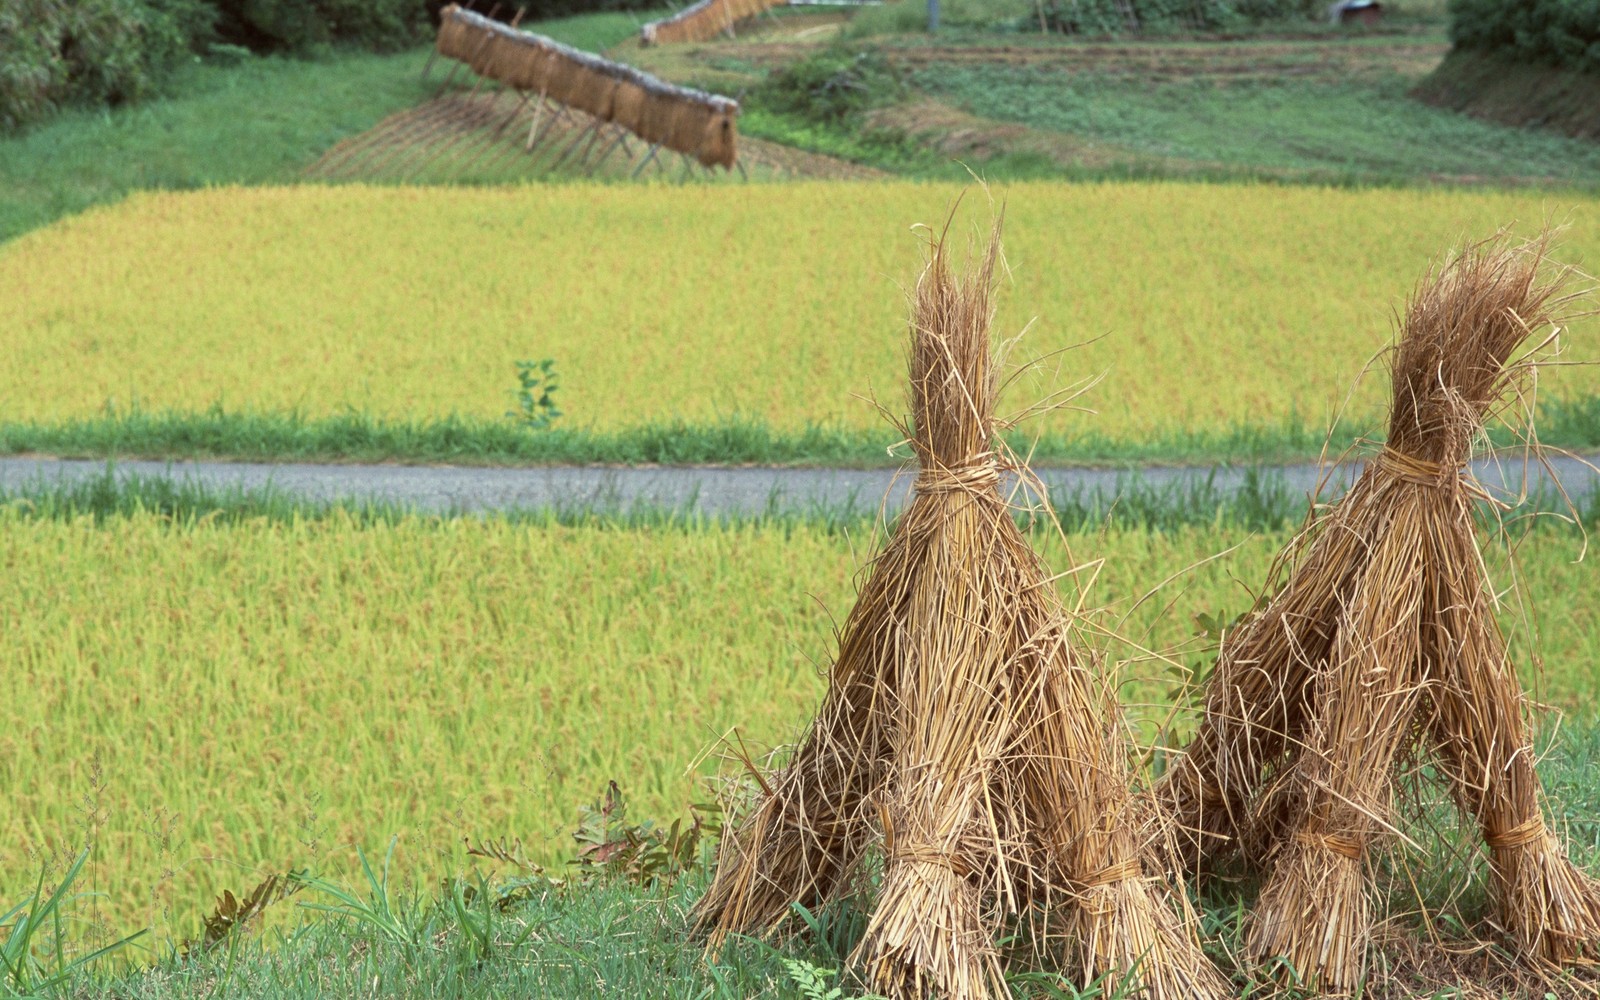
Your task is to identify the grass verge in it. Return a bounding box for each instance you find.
[14,719,1600,999]
[5,398,1600,469]
[10,458,1600,533]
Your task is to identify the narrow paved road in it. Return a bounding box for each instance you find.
[3,455,1595,516]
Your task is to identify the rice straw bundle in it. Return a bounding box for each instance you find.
[435,5,742,168]
[503,43,553,92]
[640,0,787,45]
[571,68,618,122]
[1147,231,1599,993]
[543,54,586,110]
[435,9,476,60]
[611,80,649,134]
[467,30,500,77]
[699,106,737,168]
[696,224,1226,1000]
[663,100,708,155]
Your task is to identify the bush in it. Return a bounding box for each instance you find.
[0,0,215,132]
[1449,0,1600,75]
[755,46,904,125]
[209,0,427,53]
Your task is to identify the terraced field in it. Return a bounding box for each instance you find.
[4,181,1596,458]
[4,510,1593,943]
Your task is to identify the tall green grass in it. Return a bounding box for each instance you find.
[17,721,1600,998]
[6,397,1600,468]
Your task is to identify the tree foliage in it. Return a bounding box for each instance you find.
[1449,0,1600,75]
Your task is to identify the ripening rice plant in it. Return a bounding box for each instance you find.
[1,181,1595,446]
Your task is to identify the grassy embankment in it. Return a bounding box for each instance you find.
[1414,49,1600,141]
[4,182,1598,468]
[0,9,658,246]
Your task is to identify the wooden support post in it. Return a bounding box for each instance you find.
[584,126,633,175]
[631,142,664,178]
[455,89,534,177]
[550,115,603,170]
[525,89,551,150]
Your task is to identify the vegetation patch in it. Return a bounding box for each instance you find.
[5,183,1598,462]
[907,60,1600,184]
[1415,48,1600,141]
[1,500,1595,948]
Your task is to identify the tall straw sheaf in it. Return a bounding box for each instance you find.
[696,224,1227,1000]
[1146,231,1600,993]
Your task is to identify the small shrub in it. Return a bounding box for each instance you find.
[781,958,887,1000]
[757,46,904,126]
[568,781,721,886]
[506,358,562,430]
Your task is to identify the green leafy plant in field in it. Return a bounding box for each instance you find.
[781,957,887,1000]
[181,870,304,959]
[292,839,432,966]
[0,850,146,997]
[507,358,562,430]
[569,781,721,887]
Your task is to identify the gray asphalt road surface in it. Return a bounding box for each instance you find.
[2,455,1595,516]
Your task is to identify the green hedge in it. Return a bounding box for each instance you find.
[1449,0,1600,75]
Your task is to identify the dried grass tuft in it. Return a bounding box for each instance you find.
[1147,229,1600,994]
[696,222,1226,1000]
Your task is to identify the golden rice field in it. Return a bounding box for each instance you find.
[2,181,1597,440]
[3,511,1593,942]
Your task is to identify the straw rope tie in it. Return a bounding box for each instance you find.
[889,845,973,879]
[1293,829,1364,860]
[914,457,1002,495]
[1073,858,1144,890]
[1486,816,1547,851]
[1376,445,1457,488]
